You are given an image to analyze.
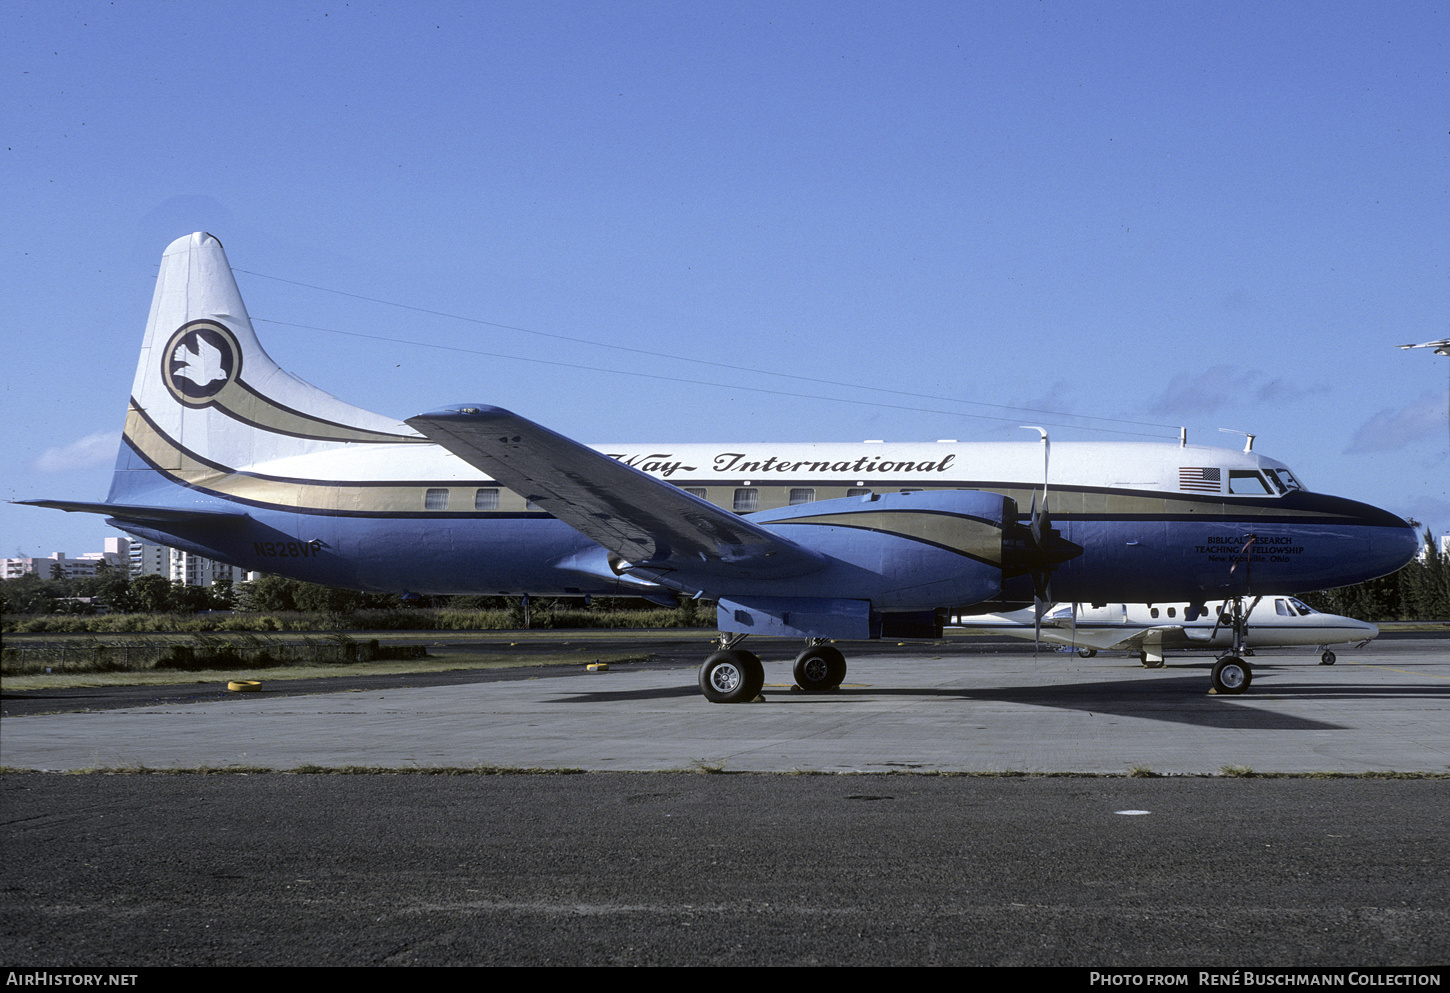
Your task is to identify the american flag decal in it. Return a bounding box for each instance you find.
[1179,467,1222,492]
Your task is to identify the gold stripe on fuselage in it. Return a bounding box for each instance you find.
[124,405,1362,523]
[775,510,1007,565]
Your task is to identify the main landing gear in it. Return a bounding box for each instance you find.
[699,648,765,704]
[792,642,847,692]
[698,636,849,703]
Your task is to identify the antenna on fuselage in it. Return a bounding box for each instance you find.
[1021,426,1051,655]
[1218,428,1256,453]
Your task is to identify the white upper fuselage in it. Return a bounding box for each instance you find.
[246,436,1304,518]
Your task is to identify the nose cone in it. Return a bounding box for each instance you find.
[1373,515,1422,578]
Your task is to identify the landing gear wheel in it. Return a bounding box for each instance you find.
[699,650,765,704]
[1139,651,1165,669]
[1211,656,1252,695]
[792,645,847,691]
[1078,648,1098,658]
[1320,650,1336,665]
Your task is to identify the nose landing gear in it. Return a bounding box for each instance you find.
[1208,595,1258,694]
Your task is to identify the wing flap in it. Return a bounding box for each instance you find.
[406,406,825,581]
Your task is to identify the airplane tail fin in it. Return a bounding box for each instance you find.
[107,232,420,506]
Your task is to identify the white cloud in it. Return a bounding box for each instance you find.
[32,431,122,472]
[1345,391,1449,454]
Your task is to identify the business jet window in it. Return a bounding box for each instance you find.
[1150,607,1160,618]
[1288,597,1313,615]
[424,488,449,511]
[733,488,759,512]
[789,488,816,505]
[1167,607,1176,618]
[474,488,499,511]
[683,487,708,500]
[847,488,872,497]
[1228,470,1272,495]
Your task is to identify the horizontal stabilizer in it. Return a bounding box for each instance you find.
[14,500,250,524]
[406,405,825,581]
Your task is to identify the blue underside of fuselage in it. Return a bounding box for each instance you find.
[109,494,1420,608]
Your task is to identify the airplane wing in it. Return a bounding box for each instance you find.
[406,406,826,583]
[13,500,250,524]
[969,613,1187,653]
[1086,625,1186,652]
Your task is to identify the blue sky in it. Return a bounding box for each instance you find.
[3,0,1447,562]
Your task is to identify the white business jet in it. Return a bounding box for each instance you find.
[952,598,1378,668]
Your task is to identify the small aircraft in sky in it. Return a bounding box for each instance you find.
[951,598,1378,676]
[20,234,1420,701]
[1397,338,1450,356]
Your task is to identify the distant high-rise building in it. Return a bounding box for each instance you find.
[3,538,131,580]
[126,538,254,585]
[2,537,254,587]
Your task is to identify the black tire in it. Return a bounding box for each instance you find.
[792,645,847,691]
[699,650,765,703]
[1211,656,1252,694]
[1320,651,1336,665]
[1140,652,1164,669]
[1077,648,1098,658]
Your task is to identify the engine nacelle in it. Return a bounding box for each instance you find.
[708,489,1018,639]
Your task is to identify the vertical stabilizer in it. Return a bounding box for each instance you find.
[108,233,421,504]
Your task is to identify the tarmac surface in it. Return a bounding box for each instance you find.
[2,635,1447,774]
[3,774,1447,967]
[3,635,1447,966]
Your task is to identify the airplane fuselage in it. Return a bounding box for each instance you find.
[113,421,1412,607]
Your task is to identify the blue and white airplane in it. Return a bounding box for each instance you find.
[21,233,1419,701]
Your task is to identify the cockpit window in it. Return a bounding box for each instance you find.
[1228,470,1272,496]
[1268,468,1303,492]
[1288,597,1313,615]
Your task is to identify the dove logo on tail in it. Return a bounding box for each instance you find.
[163,321,239,404]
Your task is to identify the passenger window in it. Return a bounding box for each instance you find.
[1167,607,1176,618]
[1150,607,1159,618]
[474,488,499,511]
[847,488,872,497]
[1228,471,1272,495]
[424,488,449,511]
[733,488,759,512]
[900,488,923,494]
[683,487,708,500]
[788,488,815,506]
